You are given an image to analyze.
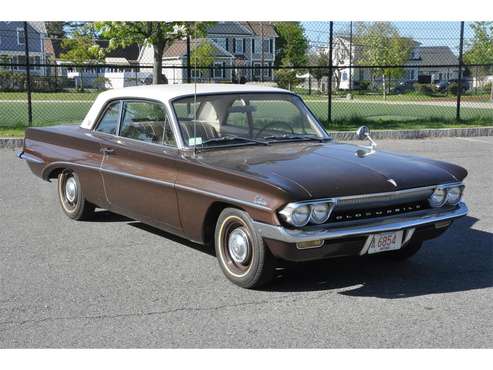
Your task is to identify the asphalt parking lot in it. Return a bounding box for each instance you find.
[0,136,492,348]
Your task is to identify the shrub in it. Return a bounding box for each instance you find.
[413,83,434,96]
[357,80,370,91]
[448,82,462,96]
[482,82,492,94]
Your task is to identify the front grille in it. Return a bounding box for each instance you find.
[329,200,430,223]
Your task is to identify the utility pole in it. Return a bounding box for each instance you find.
[349,21,353,94]
[186,35,191,83]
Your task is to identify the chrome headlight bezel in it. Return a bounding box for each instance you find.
[279,200,336,227]
[446,185,464,205]
[428,183,465,208]
[428,187,448,208]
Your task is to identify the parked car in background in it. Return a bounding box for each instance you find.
[18,84,469,288]
[391,80,415,94]
[434,80,449,92]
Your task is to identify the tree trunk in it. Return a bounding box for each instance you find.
[490,80,493,101]
[382,73,386,100]
[152,41,168,85]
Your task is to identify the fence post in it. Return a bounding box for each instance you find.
[186,35,191,83]
[327,21,333,124]
[349,21,353,94]
[456,21,464,121]
[23,21,33,127]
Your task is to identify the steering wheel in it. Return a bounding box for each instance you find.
[255,121,295,138]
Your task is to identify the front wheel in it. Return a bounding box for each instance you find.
[57,170,95,220]
[214,208,274,289]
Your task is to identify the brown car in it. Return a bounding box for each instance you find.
[18,84,468,288]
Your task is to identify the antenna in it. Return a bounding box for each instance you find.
[193,22,198,156]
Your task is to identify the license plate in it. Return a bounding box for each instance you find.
[367,230,404,254]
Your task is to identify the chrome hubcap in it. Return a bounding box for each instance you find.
[65,177,77,203]
[228,227,250,264]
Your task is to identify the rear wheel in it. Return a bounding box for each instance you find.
[379,240,423,261]
[214,208,274,289]
[57,170,95,220]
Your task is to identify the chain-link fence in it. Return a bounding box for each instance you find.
[1,21,492,132]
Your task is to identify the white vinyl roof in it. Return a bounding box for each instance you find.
[80,84,289,129]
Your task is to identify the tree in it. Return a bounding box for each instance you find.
[94,22,211,84]
[45,22,66,38]
[274,22,309,67]
[464,22,493,100]
[60,26,105,90]
[190,40,215,80]
[309,50,329,92]
[274,22,309,90]
[355,22,413,99]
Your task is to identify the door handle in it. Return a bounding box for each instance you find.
[101,147,114,155]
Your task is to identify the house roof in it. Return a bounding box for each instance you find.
[80,84,289,129]
[407,46,459,66]
[207,22,252,36]
[240,22,278,38]
[163,38,234,59]
[28,22,47,35]
[206,21,278,38]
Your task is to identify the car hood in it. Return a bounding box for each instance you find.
[196,142,467,199]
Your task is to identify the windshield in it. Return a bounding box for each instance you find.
[172,93,328,148]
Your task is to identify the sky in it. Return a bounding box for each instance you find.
[302,21,476,55]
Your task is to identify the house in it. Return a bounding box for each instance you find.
[314,36,460,91]
[0,21,50,75]
[51,39,151,89]
[138,21,278,83]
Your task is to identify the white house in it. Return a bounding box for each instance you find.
[311,36,461,91]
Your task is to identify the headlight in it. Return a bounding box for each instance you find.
[446,186,463,205]
[280,204,311,227]
[428,187,447,208]
[310,203,331,224]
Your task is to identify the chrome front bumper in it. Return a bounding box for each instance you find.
[252,202,468,244]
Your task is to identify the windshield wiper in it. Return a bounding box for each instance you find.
[200,135,270,147]
[263,134,328,142]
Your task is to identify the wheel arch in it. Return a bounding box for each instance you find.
[202,201,244,247]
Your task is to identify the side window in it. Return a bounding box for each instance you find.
[119,101,176,146]
[95,101,120,135]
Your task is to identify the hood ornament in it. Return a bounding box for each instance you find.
[355,125,377,157]
[387,179,398,187]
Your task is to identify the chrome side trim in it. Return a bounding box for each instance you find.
[17,152,44,164]
[254,202,468,243]
[175,183,272,211]
[44,161,272,211]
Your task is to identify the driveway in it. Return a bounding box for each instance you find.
[0,136,492,347]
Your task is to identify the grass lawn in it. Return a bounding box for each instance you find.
[1,94,492,138]
[0,91,99,101]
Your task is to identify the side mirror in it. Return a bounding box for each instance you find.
[356,125,370,140]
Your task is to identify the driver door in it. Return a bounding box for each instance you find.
[97,99,182,233]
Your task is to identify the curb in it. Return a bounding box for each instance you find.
[328,126,493,141]
[0,138,24,149]
[1,126,492,148]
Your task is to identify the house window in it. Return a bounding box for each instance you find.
[263,62,272,78]
[213,62,224,79]
[410,70,415,80]
[342,72,348,81]
[262,39,270,53]
[17,28,25,46]
[234,38,243,54]
[253,62,261,78]
[254,38,262,54]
